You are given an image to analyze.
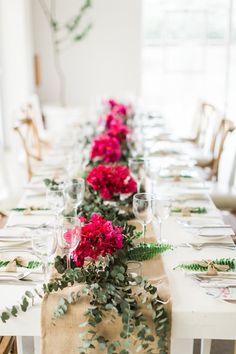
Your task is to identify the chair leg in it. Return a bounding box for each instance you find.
[234,340,236,354]
[200,339,212,354]
[16,337,23,354]
[12,337,17,354]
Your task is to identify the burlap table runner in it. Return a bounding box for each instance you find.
[41,222,171,354]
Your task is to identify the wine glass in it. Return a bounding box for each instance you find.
[31,228,57,282]
[65,142,83,178]
[153,197,172,243]
[57,216,81,269]
[63,178,85,216]
[128,158,148,192]
[46,187,65,218]
[133,193,155,243]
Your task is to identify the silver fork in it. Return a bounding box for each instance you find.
[178,242,236,250]
[177,219,231,229]
[7,222,51,229]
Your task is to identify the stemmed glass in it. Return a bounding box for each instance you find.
[57,216,81,269]
[153,197,172,243]
[46,186,65,219]
[129,158,148,193]
[31,227,57,282]
[133,193,155,243]
[63,178,85,216]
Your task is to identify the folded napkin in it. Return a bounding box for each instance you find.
[0,240,31,248]
[0,228,29,238]
[4,256,29,272]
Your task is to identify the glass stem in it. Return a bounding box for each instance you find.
[142,223,147,243]
[42,261,48,283]
[159,220,162,243]
[67,253,71,269]
[137,180,142,193]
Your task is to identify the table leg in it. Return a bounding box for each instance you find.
[16,336,23,354]
[170,338,194,354]
[34,336,40,354]
[200,339,212,354]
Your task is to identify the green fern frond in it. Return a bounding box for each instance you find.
[128,243,173,261]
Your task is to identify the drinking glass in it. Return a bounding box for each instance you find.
[46,187,65,218]
[63,178,85,216]
[127,261,142,277]
[133,193,155,243]
[65,142,83,178]
[153,197,172,243]
[129,157,148,193]
[57,216,81,269]
[31,228,57,282]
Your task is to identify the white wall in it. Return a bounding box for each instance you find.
[0,0,35,145]
[32,0,142,107]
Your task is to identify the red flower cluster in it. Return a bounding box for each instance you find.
[86,164,137,200]
[108,99,128,117]
[105,113,130,142]
[90,134,121,163]
[72,214,124,266]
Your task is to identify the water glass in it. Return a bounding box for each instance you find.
[31,228,57,282]
[63,178,85,216]
[153,197,172,242]
[46,187,65,217]
[133,193,155,242]
[127,261,142,277]
[57,216,81,269]
[129,158,148,192]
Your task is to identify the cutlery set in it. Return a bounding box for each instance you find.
[6,222,51,229]
[189,273,236,289]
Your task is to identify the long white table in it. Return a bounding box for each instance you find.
[0,142,236,354]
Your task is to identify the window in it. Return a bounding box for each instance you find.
[142,0,236,133]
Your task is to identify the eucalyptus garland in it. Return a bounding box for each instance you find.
[45,252,170,354]
[0,100,174,354]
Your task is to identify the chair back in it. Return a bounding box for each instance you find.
[212,119,235,180]
[196,102,217,148]
[217,127,236,185]
[13,111,42,180]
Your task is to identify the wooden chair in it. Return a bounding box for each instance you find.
[0,336,17,354]
[13,115,42,180]
[211,119,235,180]
[22,101,49,148]
[210,127,236,209]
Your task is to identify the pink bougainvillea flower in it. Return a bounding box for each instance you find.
[72,214,124,267]
[90,133,121,163]
[86,164,137,200]
[106,116,130,143]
